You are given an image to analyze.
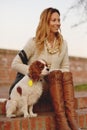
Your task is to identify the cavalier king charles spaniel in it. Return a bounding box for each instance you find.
[6,60,49,118]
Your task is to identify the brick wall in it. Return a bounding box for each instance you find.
[70,57,87,85]
[0,49,18,86]
[0,49,87,87]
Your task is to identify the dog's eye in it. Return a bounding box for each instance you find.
[39,64,44,69]
[46,64,48,67]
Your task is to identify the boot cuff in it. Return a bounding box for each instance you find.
[63,72,73,81]
[47,70,62,81]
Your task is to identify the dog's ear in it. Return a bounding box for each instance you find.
[29,61,40,81]
[30,72,40,81]
[35,60,44,71]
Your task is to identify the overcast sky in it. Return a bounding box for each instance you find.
[0,0,87,58]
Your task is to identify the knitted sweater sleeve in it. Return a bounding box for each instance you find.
[11,38,35,75]
[60,40,70,72]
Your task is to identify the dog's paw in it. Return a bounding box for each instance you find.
[24,113,30,118]
[30,113,37,117]
[6,114,16,118]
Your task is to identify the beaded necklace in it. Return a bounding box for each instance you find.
[45,38,59,54]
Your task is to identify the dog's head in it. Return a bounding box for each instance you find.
[29,60,49,81]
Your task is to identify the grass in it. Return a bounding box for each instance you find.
[74,84,87,92]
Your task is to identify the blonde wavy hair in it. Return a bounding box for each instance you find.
[35,7,63,54]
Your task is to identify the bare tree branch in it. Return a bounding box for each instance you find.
[63,0,87,27]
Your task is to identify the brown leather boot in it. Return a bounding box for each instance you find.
[46,70,71,130]
[62,72,80,130]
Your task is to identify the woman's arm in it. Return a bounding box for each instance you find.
[60,41,70,72]
[11,38,35,75]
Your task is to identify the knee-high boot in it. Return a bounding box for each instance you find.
[46,70,71,130]
[62,72,80,130]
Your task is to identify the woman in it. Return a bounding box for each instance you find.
[9,7,80,130]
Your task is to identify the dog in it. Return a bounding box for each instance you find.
[6,60,49,118]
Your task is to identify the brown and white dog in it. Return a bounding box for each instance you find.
[6,60,49,118]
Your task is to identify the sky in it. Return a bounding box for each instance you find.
[0,0,87,58]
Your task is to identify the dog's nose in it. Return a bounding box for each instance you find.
[46,68,49,71]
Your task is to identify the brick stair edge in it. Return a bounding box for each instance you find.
[0,98,87,129]
[0,114,56,130]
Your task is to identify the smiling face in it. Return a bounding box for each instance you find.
[49,12,61,34]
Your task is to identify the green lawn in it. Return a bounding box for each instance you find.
[74,84,87,92]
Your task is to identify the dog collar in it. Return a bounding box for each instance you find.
[28,79,33,87]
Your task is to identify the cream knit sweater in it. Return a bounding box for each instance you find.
[11,38,70,75]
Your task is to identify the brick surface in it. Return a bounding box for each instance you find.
[12,119,21,130]
[1,108,87,129]
[77,109,87,128]
[0,86,87,129]
[21,118,29,130]
[36,117,44,130]
[0,49,17,86]
[78,97,87,109]
[45,116,56,130]
[0,113,56,130]
[0,121,3,130]
[4,121,12,130]
[0,112,87,130]
[0,100,6,115]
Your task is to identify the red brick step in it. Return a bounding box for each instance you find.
[76,108,87,129]
[75,97,87,109]
[0,110,87,130]
[0,90,87,129]
[0,113,56,130]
